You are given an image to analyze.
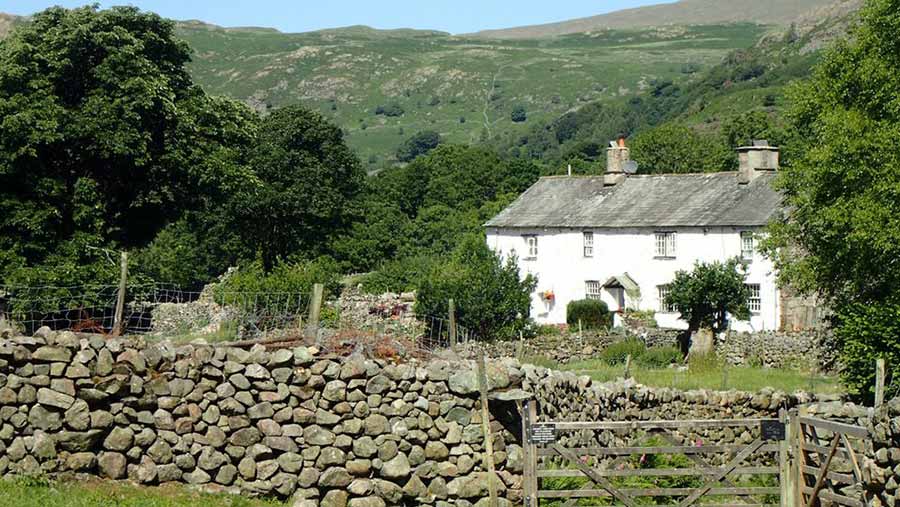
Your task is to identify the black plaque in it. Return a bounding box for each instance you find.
[760,420,786,441]
[530,423,557,445]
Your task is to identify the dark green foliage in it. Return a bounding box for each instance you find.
[511,105,527,123]
[375,103,404,117]
[0,6,260,287]
[760,0,900,401]
[600,339,647,365]
[396,130,441,162]
[834,299,899,403]
[666,258,750,334]
[360,255,439,294]
[244,105,365,270]
[566,299,612,330]
[638,346,684,368]
[337,145,540,274]
[414,235,536,340]
[216,257,343,299]
[630,124,733,173]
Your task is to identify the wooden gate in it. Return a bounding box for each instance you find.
[521,401,788,506]
[793,412,870,507]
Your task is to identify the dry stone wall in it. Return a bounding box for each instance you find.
[0,328,894,507]
[866,400,900,507]
[0,330,525,507]
[467,328,834,371]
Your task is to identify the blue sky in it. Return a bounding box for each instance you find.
[5,1,673,34]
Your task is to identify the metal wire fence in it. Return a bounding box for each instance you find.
[0,282,480,359]
[0,283,309,338]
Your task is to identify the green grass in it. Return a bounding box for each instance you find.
[0,476,285,507]
[549,358,841,394]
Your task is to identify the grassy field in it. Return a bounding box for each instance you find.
[527,356,841,394]
[0,476,285,507]
[176,22,767,167]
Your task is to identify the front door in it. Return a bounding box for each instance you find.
[606,287,625,312]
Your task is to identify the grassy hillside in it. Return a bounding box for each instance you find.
[489,1,859,168]
[473,0,834,38]
[177,22,766,168]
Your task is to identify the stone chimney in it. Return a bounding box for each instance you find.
[605,135,629,186]
[737,140,779,184]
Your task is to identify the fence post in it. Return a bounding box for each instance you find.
[624,354,632,378]
[476,355,499,507]
[307,283,324,338]
[516,330,525,362]
[875,358,886,410]
[112,251,128,336]
[794,406,808,507]
[524,399,539,505]
[448,298,457,349]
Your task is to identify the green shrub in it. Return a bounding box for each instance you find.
[361,255,439,294]
[415,235,535,340]
[566,299,612,330]
[836,299,900,403]
[216,257,343,299]
[638,346,683,368]
[536,324,563,336]
[320,305,340,329]
[600,338,647,365]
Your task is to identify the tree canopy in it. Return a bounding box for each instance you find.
[396,130,441,163]
[245,106,365,270]
[665,258,750,336]
[766,0,900,307]
[763,0,900,401]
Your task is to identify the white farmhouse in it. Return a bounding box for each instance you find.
[485,139,785,332]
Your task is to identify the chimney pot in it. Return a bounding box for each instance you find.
[605,137,630,186]
[737,140,779,184]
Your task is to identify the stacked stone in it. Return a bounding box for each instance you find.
[336,288,419,337]
[714,330,838,371]
[866,399,900,507]
[0,330,524,506]
[464,328,836,372]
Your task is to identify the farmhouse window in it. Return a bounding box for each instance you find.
[654,232,677,258]
[657,284,676,313]
[741,231,755,261]
[746,283,761,313]
[524,235,538,259]
[585,280,601,300]
[583,232,594,257]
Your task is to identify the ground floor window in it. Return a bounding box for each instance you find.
[585,280,601,300]
[657,284,676,312]
[746,283,761,313]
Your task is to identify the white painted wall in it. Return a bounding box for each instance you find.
[485,226,780,332]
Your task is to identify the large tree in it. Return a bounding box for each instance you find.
[665,259,750,345]
[0,6,258,286]
[764,0,900,401]
[246,105,365,270]
[766,0,900,307]
[630,123,733,174]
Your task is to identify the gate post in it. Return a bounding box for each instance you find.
[780,409,796,507]
[522,399,538,506]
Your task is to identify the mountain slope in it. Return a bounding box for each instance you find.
[474,0,834,38]
[177,23,764,168]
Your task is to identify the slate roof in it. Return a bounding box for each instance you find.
[485,172,782,228]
